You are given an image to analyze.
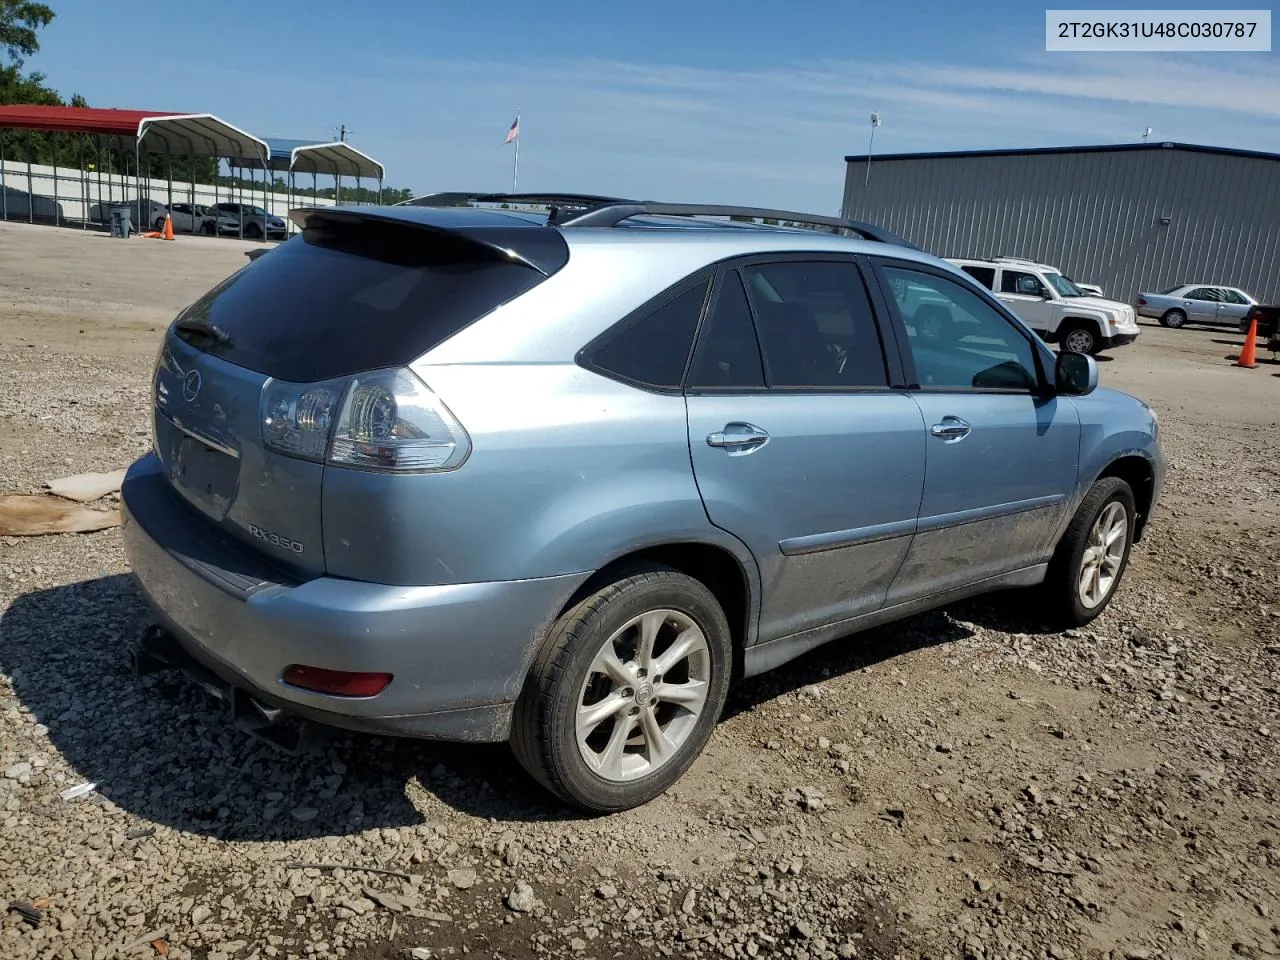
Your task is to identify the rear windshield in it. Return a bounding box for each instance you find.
[174,220,550,382]
[1158,285,1184,295]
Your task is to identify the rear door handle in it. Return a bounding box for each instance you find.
[707,422,769,450]
[930,416,971,442]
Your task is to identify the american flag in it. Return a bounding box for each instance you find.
[504,115,520,144]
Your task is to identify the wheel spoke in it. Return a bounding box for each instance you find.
[595,714,636,780]
[589,646,634,688]
[1090,566,1102,603]
[636,611,665,672]
[1078,563,1095,598]
[577,692,629,738]
[639,706,675,764]
[654,627,702,677]
[656,679,707,709]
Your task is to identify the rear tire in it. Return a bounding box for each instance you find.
[245,223,263,240]
[1040,477,1136,627]
[511,565,732,813]
[1160,309,1186,329]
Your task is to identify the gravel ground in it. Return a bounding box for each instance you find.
[0,220,1277,960]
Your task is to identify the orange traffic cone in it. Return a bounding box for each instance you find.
[1235,313,1260,368]
[162,215,175,241]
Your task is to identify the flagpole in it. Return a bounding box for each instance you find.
[512,109,520,194]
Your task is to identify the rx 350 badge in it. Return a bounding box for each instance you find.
[248,524,304,554]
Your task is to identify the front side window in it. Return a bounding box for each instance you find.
[1000,270,1047,298]
[881,264,1041,392]
[1222,289,1249,305]
[738,260,888,388]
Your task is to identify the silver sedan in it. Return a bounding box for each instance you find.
[1135,284,1257,329]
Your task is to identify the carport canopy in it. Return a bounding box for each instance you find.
[290,141,383,180]
[136,113,269,163]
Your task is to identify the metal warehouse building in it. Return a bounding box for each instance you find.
[841,141,1280,305]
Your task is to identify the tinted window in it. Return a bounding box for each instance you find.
[1186,287,1217,301]
[1000,270,1045,297]
[740,261,887,388]
[960,265,996,289]
[175,219,554,382]
[688,271,764,388]
[882,265,1040,391]
[592,281,708,389]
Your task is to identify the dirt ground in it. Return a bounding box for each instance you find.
[0,220,1277,960]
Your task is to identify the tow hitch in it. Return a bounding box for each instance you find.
[129,625,318,755]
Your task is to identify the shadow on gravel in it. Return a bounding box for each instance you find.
[723,591,1066,719]
[2,575,1065,834]
[0,575,584,839]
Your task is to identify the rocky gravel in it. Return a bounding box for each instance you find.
[1,221,1278,960]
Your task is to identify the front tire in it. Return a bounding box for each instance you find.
[511,565,732,813]
[1041,477,1136,627]
[1160,309,1186,329]
[1061,323,1098,355]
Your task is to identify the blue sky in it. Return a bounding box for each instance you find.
[28,0,1280,212]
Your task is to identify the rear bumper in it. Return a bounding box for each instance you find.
[120,454,588,742]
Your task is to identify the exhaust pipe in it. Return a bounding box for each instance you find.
[129,625,319,755]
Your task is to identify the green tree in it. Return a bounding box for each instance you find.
[0,0,53,67]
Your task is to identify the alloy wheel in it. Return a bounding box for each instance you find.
[1078,501,1128,609]
[575,609,711,782]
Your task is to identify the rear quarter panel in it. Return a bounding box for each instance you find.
[322,363,758,594]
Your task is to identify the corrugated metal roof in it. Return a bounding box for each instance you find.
[0,105,178,136]
[844,141,1280,165]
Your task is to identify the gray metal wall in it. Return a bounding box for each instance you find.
[842,147,1280,305]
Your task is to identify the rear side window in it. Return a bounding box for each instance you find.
[740,260,888,388]
[687,271,765,388]
[174,219,553,382]
[959,265,995,289]
[589,280,709,389]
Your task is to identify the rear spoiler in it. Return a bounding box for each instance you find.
[287,206,570,276]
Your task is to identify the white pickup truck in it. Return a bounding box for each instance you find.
[947,256,1140,355]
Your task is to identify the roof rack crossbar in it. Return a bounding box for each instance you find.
[555,202,919,248]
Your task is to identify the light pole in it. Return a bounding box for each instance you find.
[865,112,881,187]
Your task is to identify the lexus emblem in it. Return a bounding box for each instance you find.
[182,370,202,402]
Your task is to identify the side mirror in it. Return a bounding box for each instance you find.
[1055,351,1098,396]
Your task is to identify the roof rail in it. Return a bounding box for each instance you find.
[400,191,635,216]
[556,202,920,249]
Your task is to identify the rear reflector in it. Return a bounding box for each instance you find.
[281,664,392,697]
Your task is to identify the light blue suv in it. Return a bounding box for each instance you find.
[121,194,1165,812]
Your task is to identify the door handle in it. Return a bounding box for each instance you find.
[930,416,971,442]
[707,422,769,449]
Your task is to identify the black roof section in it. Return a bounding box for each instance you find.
[288,205,572,276]
[396,192,920,249]
[844,140,1280,165]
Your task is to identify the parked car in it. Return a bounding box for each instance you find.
[1241,304,1280,348]
[121,196,1165,812]
[156,203,215,234]
[1067,278,1105,297]
[209,201,288,240]
[1135,284,1258,329]
[947,256,1140,355]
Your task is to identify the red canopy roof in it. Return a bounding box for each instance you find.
[0,105,178,136]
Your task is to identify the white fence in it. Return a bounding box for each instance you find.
[0,158,337,229]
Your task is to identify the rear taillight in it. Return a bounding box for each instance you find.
[1136,297,1147,306]
[260,367,471,473]
[281,664,392,697]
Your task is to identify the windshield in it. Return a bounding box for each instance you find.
[1044,272,1084,298]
